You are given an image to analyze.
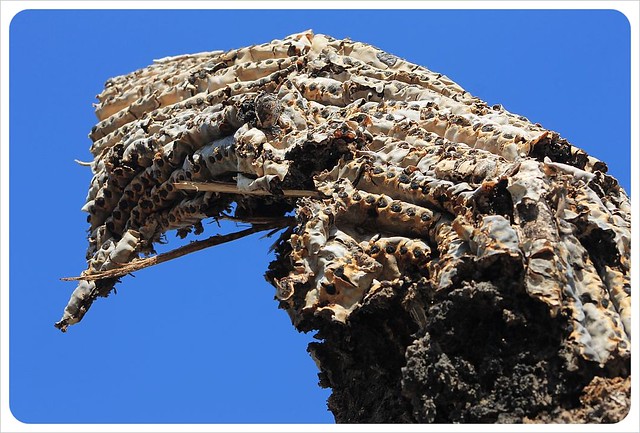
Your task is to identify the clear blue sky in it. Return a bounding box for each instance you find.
[8,9,631,424]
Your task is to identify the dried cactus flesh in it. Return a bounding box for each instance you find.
[58,30,630,423]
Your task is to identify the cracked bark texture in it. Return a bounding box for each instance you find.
[57,31,631,423]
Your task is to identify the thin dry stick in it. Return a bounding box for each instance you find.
[61,219,293,282]
[174,181,326,198]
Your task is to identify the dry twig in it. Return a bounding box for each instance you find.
[61,219,293,282]
[174,181,326,198]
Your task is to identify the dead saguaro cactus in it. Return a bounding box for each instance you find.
[58,30,630,423]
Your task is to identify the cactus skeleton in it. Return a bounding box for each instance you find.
[58,31,630,423]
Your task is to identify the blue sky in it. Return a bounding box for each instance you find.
[7,8,631,424]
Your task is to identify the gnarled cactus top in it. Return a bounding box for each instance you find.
[57,30,629,381]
